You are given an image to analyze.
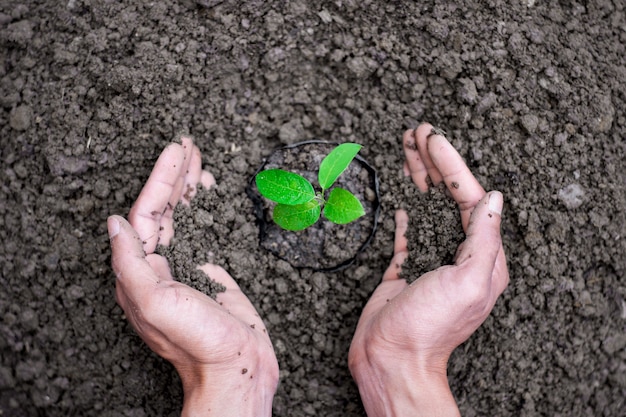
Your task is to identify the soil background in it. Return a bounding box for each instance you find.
[1,0,625,416]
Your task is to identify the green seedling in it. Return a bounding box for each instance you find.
[255,143,365,231]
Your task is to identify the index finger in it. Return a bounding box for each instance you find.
[426,132,486,231]
[128,142,187,254]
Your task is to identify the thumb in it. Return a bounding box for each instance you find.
[455,191,503,278]
[108,215,159,288]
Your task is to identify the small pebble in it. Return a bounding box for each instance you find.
[520,114,539,134]
[558,183,585,209]
[9,105,32,131]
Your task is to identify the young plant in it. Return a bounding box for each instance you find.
[255,143,365,231]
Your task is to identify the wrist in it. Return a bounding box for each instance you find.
[350,349,459,417]
[179,363,278,417]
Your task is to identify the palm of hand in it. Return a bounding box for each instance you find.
[352,263,504,371]
[111,137,277,390]
[350,124,508,384]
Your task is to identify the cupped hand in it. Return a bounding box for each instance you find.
[349,124,509,417]
[108,137,278,417]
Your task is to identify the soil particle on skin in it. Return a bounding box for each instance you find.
[1,1,625,417]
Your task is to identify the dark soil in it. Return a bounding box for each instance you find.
[1,1,624,416]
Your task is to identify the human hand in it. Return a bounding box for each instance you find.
[348,124,509,417]
[108,137,278,417]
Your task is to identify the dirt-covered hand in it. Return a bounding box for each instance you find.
[108,137,278,417]
[348,124,509,417]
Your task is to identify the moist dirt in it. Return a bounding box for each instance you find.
[1,1,625,416]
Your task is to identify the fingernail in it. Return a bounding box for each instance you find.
[488,191,503,216]
[427,126,447,139]
[107,216,120,239]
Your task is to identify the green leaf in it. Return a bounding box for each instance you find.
[255,169,316,205]
[323,188,365,224]
[318,143,362,190]
[273,200,321,231]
